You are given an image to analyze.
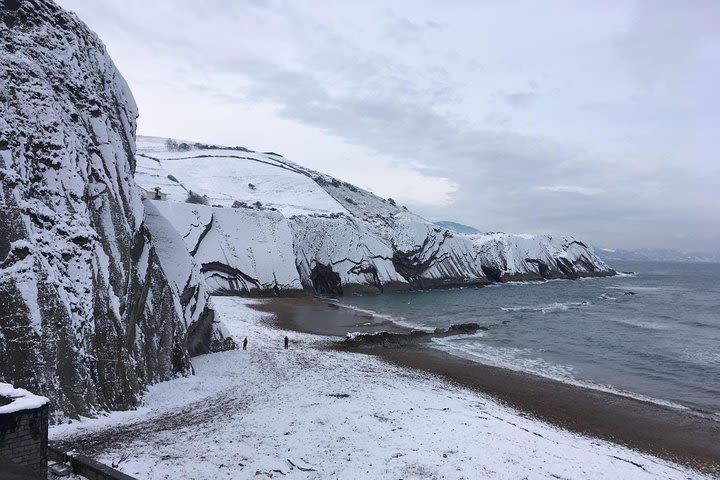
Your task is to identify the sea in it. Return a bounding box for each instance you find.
[339,261,720,417]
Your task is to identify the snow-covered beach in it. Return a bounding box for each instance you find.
[50,297,711,479]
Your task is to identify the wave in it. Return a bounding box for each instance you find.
[335,303,434,332]
[606,316,671,331]
[613,271,637,278]
[680,348,720,366]
[430,339,690,412]
[603,285,662,291]
[500,301,591,314]
[676,319,719,330]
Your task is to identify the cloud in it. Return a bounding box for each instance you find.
[384,12,444,45]
[55,0,720,255]
[504,91,538,109]
[534,185,604,195]
[620,0,720,88]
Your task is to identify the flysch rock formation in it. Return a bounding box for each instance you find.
[0,0,230,422]
[134,136,615,297]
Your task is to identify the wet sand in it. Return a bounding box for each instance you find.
[251,296,720,474]
[251,296,409,337]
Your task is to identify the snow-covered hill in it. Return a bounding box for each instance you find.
[134,137,614,295]
[0,1,229,421]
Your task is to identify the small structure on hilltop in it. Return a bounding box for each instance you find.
[141,186,167,200]
[0,382,49,478]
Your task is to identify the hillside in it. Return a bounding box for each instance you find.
[134,136,614,295]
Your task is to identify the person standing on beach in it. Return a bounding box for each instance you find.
[243,337,248,350]
[284,336,289,349]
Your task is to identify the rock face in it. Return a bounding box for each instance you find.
[0,0,225,422]
[470,233,611,282]
[343,323,485,348]
[134,137,615,296]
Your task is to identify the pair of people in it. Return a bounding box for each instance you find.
[242,336,290,350]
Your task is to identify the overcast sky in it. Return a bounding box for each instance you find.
[57,0,719,254]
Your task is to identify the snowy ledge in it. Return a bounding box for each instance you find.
[0,382,49,414]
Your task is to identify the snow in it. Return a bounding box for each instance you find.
[133,136,614,295]
[470,232,610,278]
[50,298,706,480]
[134,146,347,217]
[0,382,49,414]
[150,200,302,292]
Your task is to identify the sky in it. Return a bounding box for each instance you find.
[56,0,720,254]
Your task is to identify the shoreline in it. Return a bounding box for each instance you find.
[251,296,720,474]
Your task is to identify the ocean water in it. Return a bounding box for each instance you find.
[339,261,720,416]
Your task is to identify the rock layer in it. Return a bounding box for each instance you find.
[0,0,224,422]
[134,137,615,296]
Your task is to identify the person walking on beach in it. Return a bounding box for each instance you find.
[243,337,248,350]
[284,336,289,350]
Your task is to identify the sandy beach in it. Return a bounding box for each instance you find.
[259,296,720,474]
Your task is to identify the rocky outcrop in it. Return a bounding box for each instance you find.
[0,0,224,422]
[470,233,615,282]
[149,201,303,295]
[343,323,486,347]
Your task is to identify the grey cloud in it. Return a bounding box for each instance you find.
[190,13,719,253]
[620,0,720,86]
[504,91,538,108]
[57,0,720,255]
[384,11,445,45]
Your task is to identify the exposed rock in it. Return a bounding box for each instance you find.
[344,323,484,347]
[310,263,343,296]
[0,0,223,421]
[471,234,615,282]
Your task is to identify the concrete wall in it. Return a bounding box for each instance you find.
[0,401,49,477]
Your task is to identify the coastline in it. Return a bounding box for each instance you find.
[252,296,720,474]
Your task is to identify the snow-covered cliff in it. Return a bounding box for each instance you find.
[0,1,226,421]
[134,137,614,296]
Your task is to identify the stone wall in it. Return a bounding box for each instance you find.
[0,384,49,478]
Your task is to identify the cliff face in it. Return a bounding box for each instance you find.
[134,137,615,296]
[0,0,222,422]
[470,233,611,282]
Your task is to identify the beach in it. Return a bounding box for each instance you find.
[49,296,717,479]
[260,296,720,474]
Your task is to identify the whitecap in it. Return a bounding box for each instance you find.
[336,303,434,332]
[607,317,670,330]
[500,301,590,314]
[429,340,689,411]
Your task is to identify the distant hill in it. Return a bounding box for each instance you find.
[434,221,481,235]
[597,247,720,264]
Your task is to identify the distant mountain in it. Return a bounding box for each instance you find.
[434,221,481,235]
[597,247,720,263]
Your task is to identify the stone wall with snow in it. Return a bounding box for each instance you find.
[0,383,49,476]
[134,137,614,296]
[0,1,224,422]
